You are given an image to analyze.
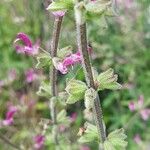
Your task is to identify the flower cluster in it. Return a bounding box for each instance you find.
[54,51,81,74]
[54,46,92,74]
[128,95,150,120]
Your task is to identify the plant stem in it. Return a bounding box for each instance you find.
[76,21,106,148]
[0,133,21,150]
[50,16,63,144]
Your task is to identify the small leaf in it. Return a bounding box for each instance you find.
[66,95,83,104]
[85,0,111,15]
[57,109,69,124]
[58,92,69,106]
[65,79,87,104]
[57,45,72,59]
[107,128,128,149]
[104,140,115,150]
[97,68,114,82]
[97,68,122,91]
[78,122,98,143]
[47,0,74,11]
[36,52,51,69]
[84,88,97,110]
[37,81,51,97]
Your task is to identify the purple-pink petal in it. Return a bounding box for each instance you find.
[128,102,135,112]
[14,32,39,56]
[25,69,37,83]
[140,109,150,121]
[59,125,67,132]
[137,95,144,108]
[2,106,17,126]
[70,112,77,123]
[80,145,91,150]
[55,46,92,74]
[57,62,68,74]
[134,134,141,144]
[34,135,45,150]
[6,106,17,119]
[16,32,32,47]
[63,52,81,67]
[52,11,66,17]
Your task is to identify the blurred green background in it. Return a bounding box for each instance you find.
[0,0,150,149]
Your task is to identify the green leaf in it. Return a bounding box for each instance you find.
[85,0,111,15]
[106,128,128,149]
[57,109,69,124]
[47,0,74,11]
[36,52,52,69]
[57,45,72,59]
[65,79,87,104]
[104,140,115,150]
[97,68,122,91]
[66,94,83,104]
[84,88,97,110]
[78,122,98,143]
[58,92,68,106]
[37,81,51,97]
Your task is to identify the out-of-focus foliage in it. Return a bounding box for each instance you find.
[0,0,150,149]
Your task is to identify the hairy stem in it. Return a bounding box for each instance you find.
[0,133,21,150]
[76,22,106,148]
[50,16,63,144]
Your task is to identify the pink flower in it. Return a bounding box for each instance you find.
[59,125,67,132]
[137,95,144,108]
[25,69,37,83]
[128,95,150,121]
[128,102,135,112]
[54,52,81,74]
[134,134,141,145]
[80,145,91,150]
[14,32,40,55]
[55,46,92,74]
[2,106,17,126]
[52,11,66,17]
[70,112,77,123]
[57,62,68,74]
[34,135,45,150]
[140,109,150,121]
[63,51,81,67]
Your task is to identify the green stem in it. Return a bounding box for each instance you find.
[50,16,63,144]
